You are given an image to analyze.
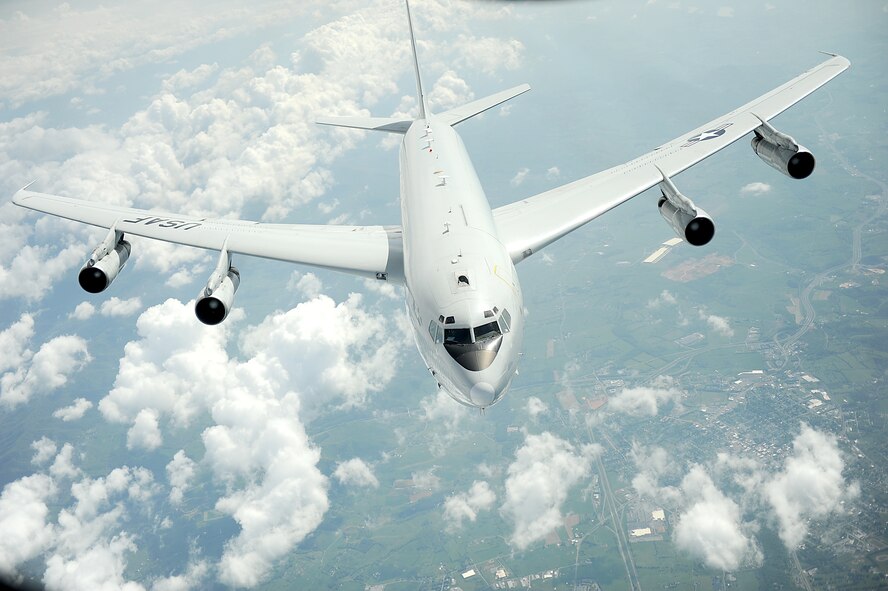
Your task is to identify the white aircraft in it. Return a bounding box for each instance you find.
[12,1,849,410]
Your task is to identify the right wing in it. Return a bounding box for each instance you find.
[492,55,850,262]
[12,189,403,280]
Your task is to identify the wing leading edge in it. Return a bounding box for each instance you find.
[492,55,850,263]
[12,190,403,281]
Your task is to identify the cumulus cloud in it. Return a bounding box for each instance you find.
[31,437,58,466]
[333,458,379,489]
[764,424,859,549]
[501,432,595,550]
[166,450,197,506]
[53,398,93,422]
[42,465,160,591]
[96,293,401,586]
[443,481,496,531]
[0,473,56,578]
[1,314,90,408]
[419,389,472,455]
[647,289,677,309]
[287,272,323,299]
[633,424,858,568]
[609,375,683,417]
[70,302,96,320]
[673,466,761,571]
[100,296,143,317]
[699,310,734,337]
[127,408,163,451]
[510,167,530,187]
[740,182,772,195]
[526,396,548,420]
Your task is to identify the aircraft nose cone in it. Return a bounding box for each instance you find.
[470,382,496,407]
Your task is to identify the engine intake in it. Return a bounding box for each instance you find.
[195,246,240,325]
[79,228,131,293]
[656,169,715,246]
[658,196,715,246]
[750,117,815,179]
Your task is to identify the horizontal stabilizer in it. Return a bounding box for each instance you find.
[316,116,413,134]
[438,83,531,127]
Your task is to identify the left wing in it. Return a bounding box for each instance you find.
[493,55,850,262]
[12,189,403,280]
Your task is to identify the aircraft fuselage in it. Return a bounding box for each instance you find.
[400,117,524,408]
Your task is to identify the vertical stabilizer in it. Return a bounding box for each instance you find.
[405,0,429,119]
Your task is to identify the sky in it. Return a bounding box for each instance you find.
[0,0,884,589]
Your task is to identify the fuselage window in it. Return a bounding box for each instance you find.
[499,309,512,333]
[473,320,501,341]
[428,320,439,342]
[444,328,472,345]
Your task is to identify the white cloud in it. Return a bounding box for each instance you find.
[452,35,525,75]
[31,437,58,466]
[333,458,379,488]
[287,272,323,299]
[127,409,163,451]
[501,432,595,550]
[70,302,96,320]
[166,450,197,506]
[443,481,496,531]
[0,473,57,578]
[97,293,402,586]
[608,375,683,417]
[545,166,560,181]
[150,559,210,591]
[699,310,734,337]
[41,465,155,590]
[764,424,859,549]
[633,425,859,567]
[53,398,94,422]
[526,396,548,420]
[0,313,35,372]
[1,318,91,408]
[717,6,735,17]
[510,167,530,187]
[673,465,761,571]
[740,182,772,195]
[411,468,441,493]
[100,296,143,317]
[646,289,677,309]
[419,389,471,455]
[49,443,81,481]
[428,70,474,112]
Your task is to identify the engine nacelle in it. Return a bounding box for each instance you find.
[658,196,715,246]
[195,267,240,325]
[78,239,131,293]
[751,136,815,180]
[750,118,815,179]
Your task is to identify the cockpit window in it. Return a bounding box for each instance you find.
[473,321,501,341]
[444,328,472,345]
[499,309,512,333]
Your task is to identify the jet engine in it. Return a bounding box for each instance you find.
[750,117,815,180]
[195,247,240,325]
[656,172,715,246]
[79,227,131,293]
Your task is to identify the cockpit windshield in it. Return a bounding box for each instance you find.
[444,328,472,345]
[473,321,501,341]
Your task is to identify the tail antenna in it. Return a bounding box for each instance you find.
[405,0,429,119]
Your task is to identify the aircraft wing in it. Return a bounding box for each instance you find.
[492,55,850,263]
[12,189,403,280]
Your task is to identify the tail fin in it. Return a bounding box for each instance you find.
[316,1,527,133]
[405,0,429,119]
